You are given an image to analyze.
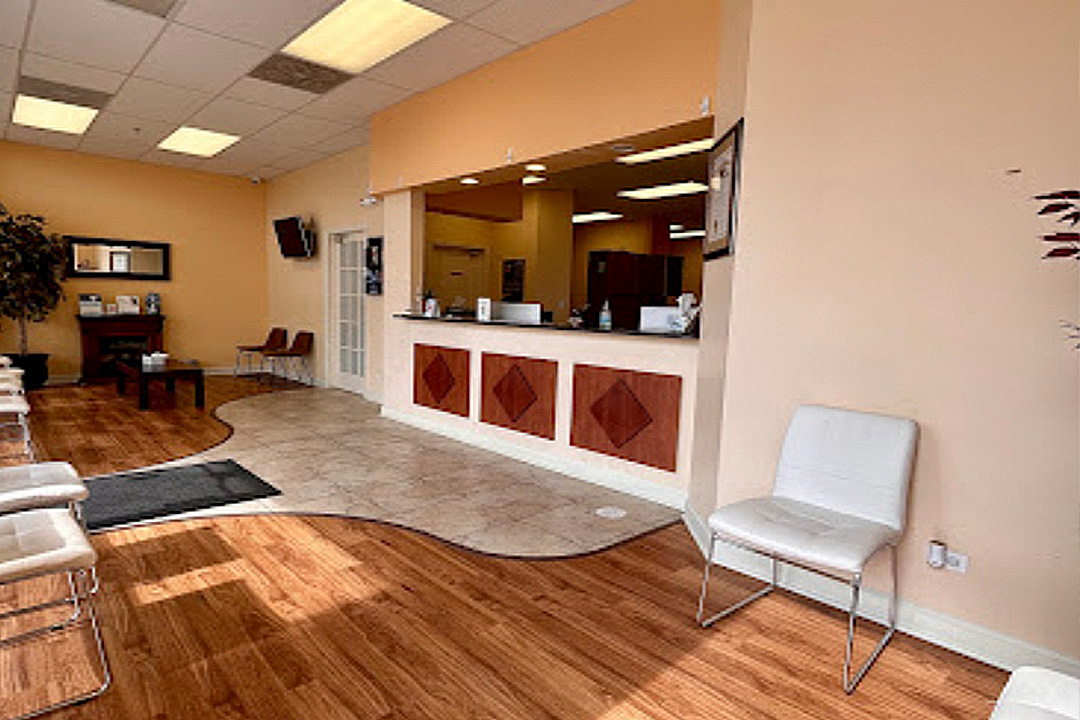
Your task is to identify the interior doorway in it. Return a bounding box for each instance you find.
[328,230,366,394]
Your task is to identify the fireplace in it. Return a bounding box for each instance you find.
[78,315,164,382]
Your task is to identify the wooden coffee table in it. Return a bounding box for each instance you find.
[117,359,205,410]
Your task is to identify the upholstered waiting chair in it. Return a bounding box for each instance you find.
[234,327,288,376]
[262,331,314,385]
[0,393,34,461]
[697,404,918,693]
[0,508,111,716]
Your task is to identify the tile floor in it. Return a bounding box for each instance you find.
[151,388,680,556]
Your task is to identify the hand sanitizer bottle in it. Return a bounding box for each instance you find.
[599,300,612,331]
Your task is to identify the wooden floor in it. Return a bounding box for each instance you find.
[1,375,304,476]
[0,516,1006,720]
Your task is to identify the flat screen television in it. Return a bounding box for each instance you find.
[273,216,315,258]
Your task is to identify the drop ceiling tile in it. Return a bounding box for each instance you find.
[465,0,631,45]
[174,0,339,49]
[83,111,174,145]
[106,77,212,123]
[27,0,166,73]
[224,76,318,111]
[21,54,128,94]
[298,76,410,125]
[272,147,332,171]
[140,148,203,168]
[313,124,370,155]
[210,136,294,165]
[134,24,267,93]
[362,23,515,92]
[196,154,260,176]
[410,0,497,21]
[0,48,17,93]
[0,0,32,49]
[77,135,151,160]
[251,165,286,179]
[250,114,352,149]
[187,96,286,136]
[6,124,82,150]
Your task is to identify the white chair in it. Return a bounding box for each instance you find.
[0,462,87,514]
[0,508,111,718]
[990,666,1079,720]
[0,355,11,367]
[0,376,23,394]
[697,404,918,693]
[0,393,33,460]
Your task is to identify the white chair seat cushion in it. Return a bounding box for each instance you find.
[0,368,23,377]
[0,378,22,392]
[708,496,899,574]
[990,666,1080,720]
[0,509,95,583]
[0,395,30,414]
[0,462,87,513]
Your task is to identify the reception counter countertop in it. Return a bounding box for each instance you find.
[393,313,698,341]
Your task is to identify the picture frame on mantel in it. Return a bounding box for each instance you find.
[703,118,743,261]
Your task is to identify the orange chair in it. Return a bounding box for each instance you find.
[262,331,314,385]
[234,328,287,376]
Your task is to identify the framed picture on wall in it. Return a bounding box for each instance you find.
[365,236,383,295]
[704,118,743,261]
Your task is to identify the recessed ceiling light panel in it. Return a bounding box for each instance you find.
[460,177,480,185]
[283,0,450,75]
[572,211,623,224]
[13,95,98,135]
[670,229,706,239]
[522,175,546,185]
[525,163,546,172]
[616,138,714,164]
[618,181,709,200]
[158,127,240,157]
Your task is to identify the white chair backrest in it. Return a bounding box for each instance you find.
[773,405,918,531]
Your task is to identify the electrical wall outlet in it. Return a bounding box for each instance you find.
[944,550,969,573]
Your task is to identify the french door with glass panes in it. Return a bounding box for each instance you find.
[330,233,365,394]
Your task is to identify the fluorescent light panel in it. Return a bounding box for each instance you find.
[669,223,684,231]
[522,175,546,185]
[283,0,450,74]
[670,229,705,239]
[618,181,709,200]
[460,177,480,185]
[158,127,240,157]
[572,211,623,224]
[616,138,714,164]
[13,95,98,135]
[525,163,546,172]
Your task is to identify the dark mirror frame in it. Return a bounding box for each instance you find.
[65,236,171,281]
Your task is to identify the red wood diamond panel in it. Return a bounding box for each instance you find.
[481,353,557,440]
[571,364,681,471]
[414,344,469,417]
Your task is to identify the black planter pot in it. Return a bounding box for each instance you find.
[7,353,49,390]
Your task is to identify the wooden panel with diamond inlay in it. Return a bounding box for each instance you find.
[414,344,470,417]
[480,353,557,440]
[571,364,681,471]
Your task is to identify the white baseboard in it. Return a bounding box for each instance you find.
[683,505,1080,676]
[382,406,687,509]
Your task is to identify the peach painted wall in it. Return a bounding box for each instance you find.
[369,0,721,192]
[265,145,383,398]
[711,0,1079,659]
[0,140,267,377]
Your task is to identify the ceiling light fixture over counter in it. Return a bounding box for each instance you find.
[525,163,547,172]
[158,127,241,157]
[572,211,623,224]
[615,138,714,165]
[617,181,709,200]
[460,177,480,185]
[283,0,450,75]
[12,95,98,135]
[522,175,546,185]
[670,229,706,239]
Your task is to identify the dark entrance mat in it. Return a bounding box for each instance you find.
[84,459,280,531]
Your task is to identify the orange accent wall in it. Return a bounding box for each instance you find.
[369,0,722,193]
[0,140,267,377]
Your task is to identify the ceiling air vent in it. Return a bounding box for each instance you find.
[104,0,179,18]
[248,54,352,95]
[17,76,112,110]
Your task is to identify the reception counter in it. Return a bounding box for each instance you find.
[381,313,700,508]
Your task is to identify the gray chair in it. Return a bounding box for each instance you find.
[697,404,918,693]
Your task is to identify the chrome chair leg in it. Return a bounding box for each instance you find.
[696,533,777,628]
[842,544,897,693]
[18,411,34,462]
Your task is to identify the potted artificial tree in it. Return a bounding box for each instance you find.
[0,202,68,390]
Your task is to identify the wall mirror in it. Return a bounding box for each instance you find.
[66,237,171,280]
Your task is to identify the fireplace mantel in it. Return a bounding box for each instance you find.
[78,314,165,382]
